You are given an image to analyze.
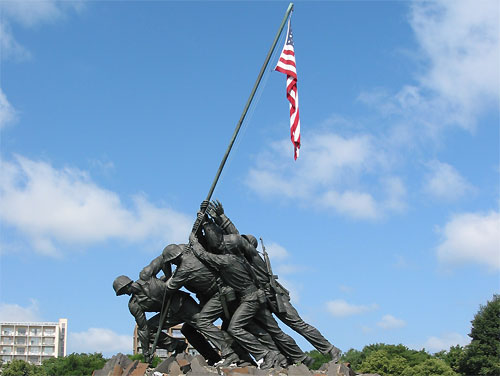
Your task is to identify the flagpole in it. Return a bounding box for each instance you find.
[150,4,294,360]
[204,2,294,202]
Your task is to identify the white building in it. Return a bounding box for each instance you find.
[0,319,67,365]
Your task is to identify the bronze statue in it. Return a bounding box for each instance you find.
[112,275,220,365]
[208,200,341,362]
[113,199,341,369]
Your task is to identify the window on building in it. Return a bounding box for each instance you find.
[30,337,41,345]
[2,327,14,335]
[30,327,42,336]
[156,349,168,358]
[42,337,54,345]
[2,347,12,354]
[43,346,54,355]
[28,355,40,364]
[17,327,27,335]
[15,337,26,345]
[43,328,55,336]
[16,347,26,355]
[2,355,12,362]
[171,329,183,338]
[2,337,13,345]
[29,346,41,354]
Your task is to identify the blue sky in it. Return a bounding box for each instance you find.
[0,0,498,358]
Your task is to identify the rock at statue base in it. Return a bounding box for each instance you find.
[93,353,133,376]
[288,363,312,375]
[154,356,176,374]
[96,353,384,376]
[127,362,149,376]
[325,362,355,376]
[167,361,183,376]
[185,356,218,375]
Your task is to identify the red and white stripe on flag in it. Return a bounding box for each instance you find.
[275,17,300,160]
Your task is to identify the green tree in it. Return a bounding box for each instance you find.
[304,350,332,370]
[401,358,458,376]
[343,343,432,373]
[458,294,500,376]
[435,345,465,373]
[362,343,430,367]
[358,349,409,376]
[341,348,364,370]
[127,353,161,368]
[2,359,46,376]
[41,353,107,376]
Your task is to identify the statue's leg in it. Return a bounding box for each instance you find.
[244,319,280,353]
[147,314,184,353]
[227,299,268,361]
[180,323,221,365]
[192,292,234,357]
[276,298,335,355]
[253,304,306,364]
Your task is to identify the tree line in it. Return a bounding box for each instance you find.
[308,294,499,376]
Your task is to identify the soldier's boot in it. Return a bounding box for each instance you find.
[236,352,257,367]
[275,353,288,368]
[260,350,280,370]
[302,355,315,368]
[217,352,240,367]
[328,346,341,363]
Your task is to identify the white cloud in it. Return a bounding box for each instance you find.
[264,242,289,261]
[275,263,306,276]
[322,190,378,220]
[437,211,500,270]
[246,132,405,220]
[0,22,31,61]
[422,332,469,353]
[0,155,192,256]
[0,300,41,322]
[0,0,84,61]
[377,314,406,329]
[326,299,378,317]
[423,160,474,201]
[69,328,132,356]
[0,88,17,129]
[2,0,84,27]
[339,285,354,293]
[359,1,499,137]
[410,0,499,129]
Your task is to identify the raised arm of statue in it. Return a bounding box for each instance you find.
[139,254,170,281]
[208,200,239,235]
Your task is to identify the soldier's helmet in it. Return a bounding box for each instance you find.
[242,234,258,249]
[113,275,133,296]
[203,222,224,252]
[162,244,183,262]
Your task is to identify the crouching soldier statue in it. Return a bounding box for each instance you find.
[113,275,221,365]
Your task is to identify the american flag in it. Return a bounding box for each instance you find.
[275,17,300,160]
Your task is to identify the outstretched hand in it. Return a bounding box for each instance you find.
[208,199,224,217]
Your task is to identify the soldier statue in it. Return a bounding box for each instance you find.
[207,200,341,363]
[112,274,220,365]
